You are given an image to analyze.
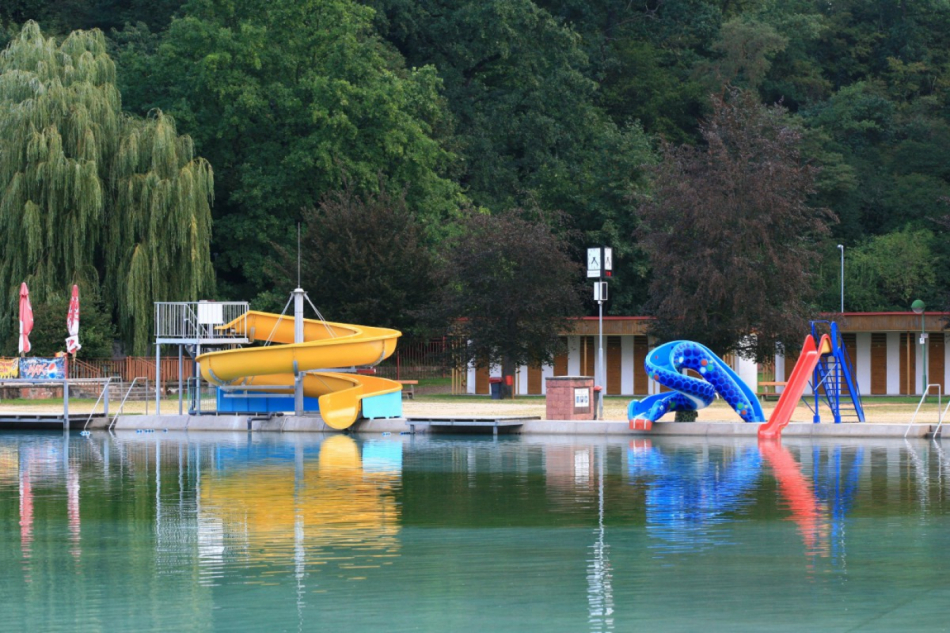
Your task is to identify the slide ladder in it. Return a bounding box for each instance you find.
[810,321,865,424]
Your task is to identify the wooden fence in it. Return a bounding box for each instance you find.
[69,357,195,390]
[67,339,454,387]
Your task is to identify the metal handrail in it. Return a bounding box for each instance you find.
[82,377,113,431]
[108,377,147,431]
[904,384,943,438]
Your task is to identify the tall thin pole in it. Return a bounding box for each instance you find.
[837,244,844,313]
[598,298,604,420]
[922,310,927,396]
[294,224,305,415]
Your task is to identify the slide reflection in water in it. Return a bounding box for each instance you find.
[627,441,762,553]
[198,435,403,579]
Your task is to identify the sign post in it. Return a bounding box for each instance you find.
[587,247,612,419]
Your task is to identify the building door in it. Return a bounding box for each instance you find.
[554,337,568,376]
[607,336,622,395]
[475,366,489,395]
[929,334,945,395]
[633,336,649,395]
[527,365,543,395]
[870,333,887,395]
[900,333,917,395]
[582,336,596,378]
[841,333,857,396]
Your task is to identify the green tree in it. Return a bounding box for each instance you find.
[368,0,654,311]
[0,22,214,353]
[271,182,437,341]
[639,90,832,361]
[122,0,461,301]
[429,209,584,396]
[0,0,186,33]
[844,228,938,312]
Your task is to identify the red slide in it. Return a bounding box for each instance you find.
[758,334,832,440]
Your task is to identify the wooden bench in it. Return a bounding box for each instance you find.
[397,380,418,399]
[758,381,787,400]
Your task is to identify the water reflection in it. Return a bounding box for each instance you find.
[197,434,401,584]
[627,439,762,553]
[2,432,950,632]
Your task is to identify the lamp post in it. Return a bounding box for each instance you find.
[837,244,844,313]
[912,299,926,395]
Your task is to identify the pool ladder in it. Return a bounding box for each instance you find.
[904,384,949,438]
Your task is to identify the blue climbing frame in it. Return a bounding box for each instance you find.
[806,321,866,424]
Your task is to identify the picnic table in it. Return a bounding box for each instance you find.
[397,380,418,399]
[758,381,787,400]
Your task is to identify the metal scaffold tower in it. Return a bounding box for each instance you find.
[154,301,250,414]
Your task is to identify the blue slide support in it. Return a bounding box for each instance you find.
[628,341,765,425]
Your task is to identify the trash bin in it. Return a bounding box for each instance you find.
[489,377,503,399]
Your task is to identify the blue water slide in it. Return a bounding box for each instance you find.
[627,341,765,424]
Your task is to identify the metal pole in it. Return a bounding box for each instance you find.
[598,298,604,419]
[837,244,844,313]
[178,345,183,415]
[922,310,927,396]
[63,379,69,430]
[155,343,161,414]
[294,287,305,416]
[195,343,201,414]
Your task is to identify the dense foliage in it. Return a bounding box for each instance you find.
[273,182,437,340]
[428,209,584,392]
[0,22,213,354]
[3,0,950,357]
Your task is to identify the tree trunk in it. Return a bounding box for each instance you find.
[502,355,517,399]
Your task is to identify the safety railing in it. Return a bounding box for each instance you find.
[108,377,147,431]
[904,384,943,438]
[155,301,249,342]
[82,377,113,431]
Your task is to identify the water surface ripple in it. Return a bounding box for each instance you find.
[0,432,948,632]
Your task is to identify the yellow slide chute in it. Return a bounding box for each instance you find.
[196,311,402,429]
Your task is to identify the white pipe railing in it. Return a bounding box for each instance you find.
[905,384,943,438]
[108,377,147,431]
[82,377,113,431]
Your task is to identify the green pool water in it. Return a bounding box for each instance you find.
[1,431,949,632]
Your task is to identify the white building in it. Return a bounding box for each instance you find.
[465,312,949,397]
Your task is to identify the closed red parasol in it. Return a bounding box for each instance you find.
[66,285,81,355]
[18,282,33,356]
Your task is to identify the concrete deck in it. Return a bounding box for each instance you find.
[90,414,944,439]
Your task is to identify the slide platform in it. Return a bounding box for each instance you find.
[757,334,832,440]
[197,311,402,430]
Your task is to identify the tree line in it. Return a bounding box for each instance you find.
[1,0,949,369]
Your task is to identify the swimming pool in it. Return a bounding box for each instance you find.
[0,431,947,632]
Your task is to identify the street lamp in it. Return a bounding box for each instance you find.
[912,299,926,395]
[837,245,844,313]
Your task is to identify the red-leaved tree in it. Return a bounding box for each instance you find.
[638,90,834,361]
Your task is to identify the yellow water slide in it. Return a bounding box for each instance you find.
[196,311,402,429]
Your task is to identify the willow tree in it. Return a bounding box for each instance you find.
[0,22,214,353]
